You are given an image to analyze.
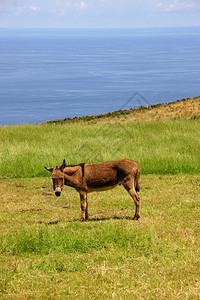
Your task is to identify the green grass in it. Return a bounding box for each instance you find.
[0,106,199,298]
[0,119,200,178]
[0,175,199,299]
[0,223,152,255]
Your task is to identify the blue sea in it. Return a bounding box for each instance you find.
[0,27,200,125]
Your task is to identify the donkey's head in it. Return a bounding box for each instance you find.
[45,159,66,197]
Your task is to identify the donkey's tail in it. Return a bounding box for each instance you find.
[135,167,140,193]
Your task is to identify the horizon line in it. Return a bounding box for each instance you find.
[0,25,200,30]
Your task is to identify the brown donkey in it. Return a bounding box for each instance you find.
[45,159,141,221]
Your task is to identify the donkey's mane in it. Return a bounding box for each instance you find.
[66,163,85,178]
[66,163,84,168]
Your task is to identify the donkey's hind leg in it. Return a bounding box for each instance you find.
[79,190,88,221]
[122,176,140,220]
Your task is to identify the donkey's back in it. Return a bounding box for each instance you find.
[83,159,140,193]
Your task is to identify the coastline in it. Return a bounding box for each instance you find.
[45,96,200,124]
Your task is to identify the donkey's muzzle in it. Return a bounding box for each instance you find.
[55,188,61,197]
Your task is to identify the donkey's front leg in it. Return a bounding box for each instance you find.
[79,190,88,221]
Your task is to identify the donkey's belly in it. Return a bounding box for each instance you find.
[87,184,118,193]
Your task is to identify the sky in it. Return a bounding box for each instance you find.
[0,0,199,28]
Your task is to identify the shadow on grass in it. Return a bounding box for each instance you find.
[89,215,134,222]
[38,215,134,225]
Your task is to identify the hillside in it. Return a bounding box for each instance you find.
[46,96,200,124]
[0,96,200,298]
[0,96,199,178]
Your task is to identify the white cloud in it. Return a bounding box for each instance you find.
[54,0,70,6]
[166,3,176,12]
[49,1,71,15]
[157,2,164,8]
[187,2,195,8]
[79,1,87,9]
[156,0,199,12]
[65,2,70,8]
[30,5,40,11]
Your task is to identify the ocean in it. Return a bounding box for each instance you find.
[0,27,199,125]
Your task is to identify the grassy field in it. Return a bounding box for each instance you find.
[0,107,200,178]
[0,174,200,299]
[0,97,200,299]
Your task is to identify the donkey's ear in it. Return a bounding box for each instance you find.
[44,167,53,172]
[60,159,66,172]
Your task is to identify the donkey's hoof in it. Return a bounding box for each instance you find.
[80,217,86,222]
[133,215,140,220]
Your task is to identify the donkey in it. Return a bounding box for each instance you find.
[45,159,141,221]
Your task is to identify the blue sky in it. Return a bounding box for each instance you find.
[0,0,199,28]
